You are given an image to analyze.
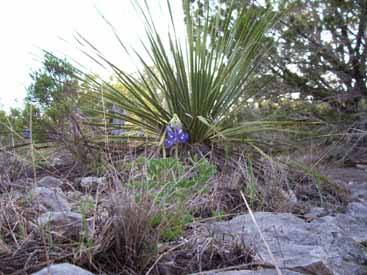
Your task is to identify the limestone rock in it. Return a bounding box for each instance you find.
[37,176,63,188]
[200,269,303,275]
[50,150,75,167]
[80,176,105,191]
[31,263,94,275]
[30,187,71,212]
[66,190,83,201]
[348,182,367,202]
[204,211,367,275]
[335,202,367,243]
[38,211,89,239]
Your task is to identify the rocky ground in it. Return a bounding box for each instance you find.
[1,163,366,275]
[195,167,367,275]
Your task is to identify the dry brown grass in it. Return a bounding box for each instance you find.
[0,143,351,275]
[188,157,300,216]
[0,151,33,189]
[90,191,163,274]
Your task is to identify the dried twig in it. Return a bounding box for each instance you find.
[240,191,282,275]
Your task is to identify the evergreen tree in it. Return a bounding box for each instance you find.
[189,0,367,112]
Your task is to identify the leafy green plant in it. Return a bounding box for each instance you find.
[125,156,215,240]
[131,156,216,202]
[244,158,258,209]
[79,198,94,252]
[150,209,193,241]
[78,0,294,149]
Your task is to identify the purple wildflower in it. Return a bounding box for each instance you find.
[164,125,189,148]
[178,131,189,142]
[164,138,174,148]
[23,129,31,139]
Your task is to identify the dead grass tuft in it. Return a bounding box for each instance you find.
[0,151,32,189]
[91,191,163,274]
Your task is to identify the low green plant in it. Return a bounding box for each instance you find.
[79,199,94,253]
[131,156,216,203]
[126,156,215,240]
[150,209,193,241]
[244,158,258,209]
[79,196,95,217]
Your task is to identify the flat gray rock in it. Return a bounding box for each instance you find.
[31,263,94,275]
[334,202,367,243]
[80,176,105,191]
[204,211,367,275]
[37,176,63,188]
[50,150,75,167]
[201,269,302,275]
[348,182,367,202]
[38,211,89,240]
[29,187,71,212]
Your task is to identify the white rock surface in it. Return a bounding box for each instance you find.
[204,211,367,274]
[30,187,71,212]
[38,211,89,240]
[37,176,63,188]
[201,269,303,275]
[80,177,105,191]
[31,263,94,275]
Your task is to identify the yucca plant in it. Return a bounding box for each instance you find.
[79,0,290,149]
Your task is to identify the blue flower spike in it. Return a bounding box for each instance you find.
[178,131,189,142]
[164,138,174,148]
[163,114,189,148]
[166,127,175,140]
[23,129,31,139]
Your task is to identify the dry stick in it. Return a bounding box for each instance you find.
[240,191,283,275]
[101,87,109,152]
[101,87,114,173]
[100,88,122,192]
[145,238,192,275]
[188,261,277,275]
[88,182,101,264]
[5,116,15,150]
[29,104,37,184]
[191,211,248,224]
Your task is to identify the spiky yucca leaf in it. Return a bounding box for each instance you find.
[81,0,285,146]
